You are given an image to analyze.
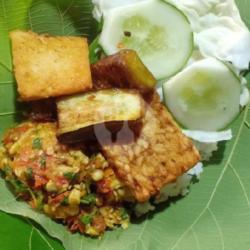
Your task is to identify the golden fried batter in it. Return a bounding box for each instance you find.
[10,30,92,101]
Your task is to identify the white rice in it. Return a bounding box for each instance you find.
[134,129,234,216]
[134,162,203,216]
[92,0,249,217]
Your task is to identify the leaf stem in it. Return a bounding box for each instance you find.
[0,111,21,116]
[26,219,54,250]
[170,103,250,249]
[0,61,12,73]
[244,121,250,129]
[28,227,34,250]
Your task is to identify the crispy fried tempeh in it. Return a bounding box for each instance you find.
[57,89,145,144]
[102,94,200,202]
[91,50,156,93]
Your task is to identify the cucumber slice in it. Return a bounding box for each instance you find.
[163,58,241,131]
[99,0,193,80]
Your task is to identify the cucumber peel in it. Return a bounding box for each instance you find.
[163,58,242,131]
[99,0,194,80]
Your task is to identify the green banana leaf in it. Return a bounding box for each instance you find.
[0,1,250,250]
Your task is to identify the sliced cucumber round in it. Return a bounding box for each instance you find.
[99,0,193,80]
[163,58,241,131]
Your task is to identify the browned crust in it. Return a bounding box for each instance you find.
[56,89,146,144]
[102,93,201,202]
[91,49,156,93]
[10,30,92,101]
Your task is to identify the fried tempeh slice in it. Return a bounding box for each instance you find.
[102,93,200,202]
[57,89,145,144]
[10,30,92,101]
[91,50,156,93]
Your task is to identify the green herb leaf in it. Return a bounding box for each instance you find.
[63,172,75,181]
[8,178,28,193]
[120,208,129,220]
[80,214,93,225]
[39,155,46,169]
[35,192,44,211]
[80,193,96,205]
[89,36,103,64]
[2,165,12,176]
[32,138,42,150]
[26,167,33,180]
[61,197,69,206]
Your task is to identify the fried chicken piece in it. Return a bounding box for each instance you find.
[102,94,200,202]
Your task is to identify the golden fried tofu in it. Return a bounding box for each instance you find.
[57,89,145,143]
[10,30,92,101]
[102,94,200,202]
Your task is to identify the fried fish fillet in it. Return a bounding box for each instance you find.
[102,94,200,202]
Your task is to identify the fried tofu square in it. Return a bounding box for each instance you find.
[102,94,200,202]
[10,30,92,101]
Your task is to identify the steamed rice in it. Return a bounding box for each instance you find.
[134,162,203,216]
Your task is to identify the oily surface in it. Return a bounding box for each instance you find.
[10,30,92,101]
[103,94,201,202]
[0,1,249,249]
